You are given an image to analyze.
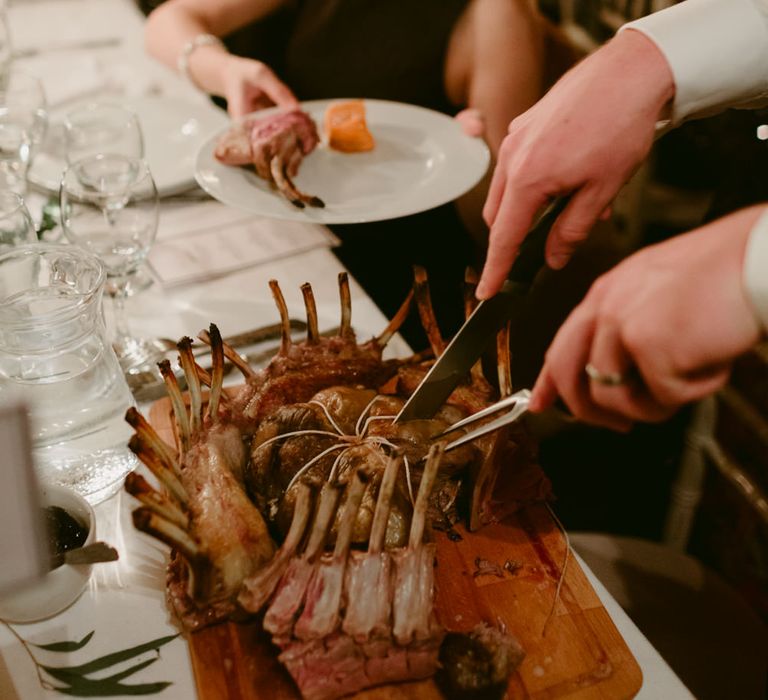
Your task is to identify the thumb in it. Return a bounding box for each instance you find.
[455,108,484,138]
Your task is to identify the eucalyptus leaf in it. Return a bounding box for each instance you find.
[51,679,173,697]
[44,634,178,676]
[33,631,95,653]
[43,657,159,685]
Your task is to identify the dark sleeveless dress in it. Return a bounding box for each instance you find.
[279,0,475,348]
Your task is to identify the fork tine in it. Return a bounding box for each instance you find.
[437,389,531,436]
[444,392,531,452]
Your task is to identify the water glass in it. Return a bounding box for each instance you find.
[0,70,48,194]
[64,103,144,164]
[0,244,137,503]
[0,191,36,250]
[59,155,159,370]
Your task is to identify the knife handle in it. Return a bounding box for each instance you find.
[506,196,570,288]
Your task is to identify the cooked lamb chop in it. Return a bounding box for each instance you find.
[293,470,370,640]
[273,445,446,700]
[214,108,324,209]
[264,481,341,642]
[342,452,400,641]
[238,482,314,613]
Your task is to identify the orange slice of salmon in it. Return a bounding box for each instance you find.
[324,100,375,153]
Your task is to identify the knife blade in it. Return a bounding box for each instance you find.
[394,196,569,422]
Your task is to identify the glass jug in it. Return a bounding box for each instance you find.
[0,243,137,503]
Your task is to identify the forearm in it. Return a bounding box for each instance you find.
[467,0,545,156]
[622,0,768,124]
[744,207,768,332]
[144,0,284,97]
[145,4,230,96]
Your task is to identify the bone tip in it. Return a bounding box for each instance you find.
[158,359,172,374]
[123,471,147,495]
[290,199,306,209]
[124,406,138,424]
[131,507,152,530]
[177,336,194,351]
[208,323,222,343]
[127,435,142,454]
[309,197,325,208]
[413,265,427,283]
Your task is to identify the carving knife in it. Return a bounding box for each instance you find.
[394,196,568,422]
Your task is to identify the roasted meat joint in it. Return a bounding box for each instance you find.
[214,108,325,209]
[124,269,544,698]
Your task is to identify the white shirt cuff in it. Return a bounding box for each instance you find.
[744,210,768,332]
[622,0,768,124]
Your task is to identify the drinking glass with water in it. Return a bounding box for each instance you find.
[0,244,137,503]
[59,154,160,371]
[0,70,48,195]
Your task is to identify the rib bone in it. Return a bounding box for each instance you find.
[413,265,445,357]
[124,472,189,530]
[301,282,320,344]
[392,442,444,645]
[338,272,352,338]
[239,483,313,612]
[157,360,191,453]
[128,434,188,506]
[264,482,341,639]
[178,337,202,435]
[342,455,401,640]
[294,471,370,640]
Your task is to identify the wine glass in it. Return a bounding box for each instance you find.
[64,103,144,164]
[64,103,153,294]
[0,191,36,251]
[0,70,48,195]
[59,154,160,370]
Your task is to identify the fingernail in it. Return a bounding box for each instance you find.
[475,282,490,300]
[528,394,542,412]
[549,253,570,270]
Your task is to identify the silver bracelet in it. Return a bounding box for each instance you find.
[177,33,225,90]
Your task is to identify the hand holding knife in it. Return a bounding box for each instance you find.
[395,196,569,424]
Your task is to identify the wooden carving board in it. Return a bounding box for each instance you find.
[149,399,641,700]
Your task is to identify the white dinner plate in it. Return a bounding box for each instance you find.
[29,95,229,197]
[194,98,490,224]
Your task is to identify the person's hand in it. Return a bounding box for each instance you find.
[529,206,766,430]
[455,108,485,138]
[476,29,675,299]
[220,55,298,118]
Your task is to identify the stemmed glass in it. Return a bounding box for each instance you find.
[0,70,48,195]
[63,103,153,294]
[64,103,144,164]
[0,191,36,251]
[59,154,159,370]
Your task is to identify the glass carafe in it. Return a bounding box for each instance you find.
[0,243,136,503]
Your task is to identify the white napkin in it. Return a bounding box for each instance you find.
[148,215,340,288]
